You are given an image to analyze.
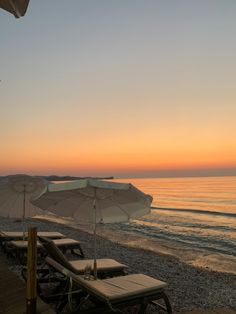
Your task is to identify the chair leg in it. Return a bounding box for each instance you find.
[151,292,172,314]
[162,292,172,313]
[138,298,148,314]
[71,245,84,258]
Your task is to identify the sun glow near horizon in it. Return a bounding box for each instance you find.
[1,134,236,177]
[1,95,236,176]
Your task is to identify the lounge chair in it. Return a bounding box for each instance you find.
[0,231,65,251]
[43,256,172,313]
[6,240,44,263]
[0,230,65,240]
[39,237,128,278]
[6,237,84,264]
[47,238,84,258]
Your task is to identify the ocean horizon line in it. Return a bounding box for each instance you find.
[1,170,236,181]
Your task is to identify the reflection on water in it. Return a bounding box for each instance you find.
[113,176,236,213]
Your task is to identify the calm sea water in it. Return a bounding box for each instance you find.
[112,176,236,259]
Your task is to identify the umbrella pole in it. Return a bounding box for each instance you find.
[93,191,97,280]
[23,184,26,240]
[26,226,37,314]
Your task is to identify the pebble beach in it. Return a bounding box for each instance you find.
[0,216,235,313]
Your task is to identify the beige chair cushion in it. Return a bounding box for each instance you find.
[0,231,25,238]
[37,232,65,238]
[75,274,167,300]
[10,240,42,249]
[70,258,127,274]
[10,238,78,249]
[0,231,65,239]
[52,238,80,246]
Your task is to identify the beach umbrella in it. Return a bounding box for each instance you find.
[0,0,30,18]
[32,179,152,278]
[0,174,48,219]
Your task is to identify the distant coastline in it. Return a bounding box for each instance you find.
[0,175,114,181]
[40,175,114,181]
[43,170,236,180]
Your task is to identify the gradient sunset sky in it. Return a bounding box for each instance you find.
[1,0,236,178]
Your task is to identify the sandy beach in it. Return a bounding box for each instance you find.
[0,216,235,313]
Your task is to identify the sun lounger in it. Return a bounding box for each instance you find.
[6,237,84,264]
[6,240,44,263]
[0,231,65,251]
[0,231,65,240]
[49,238,84,258]
[44,256,172,313]
[39,237,128,278]
[0,232,23,251]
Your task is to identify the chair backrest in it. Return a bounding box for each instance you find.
[39,236,76,273]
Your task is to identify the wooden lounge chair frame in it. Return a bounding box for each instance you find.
[0,231,65,252]
[39,237,128,278]
[6,240,44,264]
[6,237,84,264]
[43,257,172,314]
[44,238,84,258]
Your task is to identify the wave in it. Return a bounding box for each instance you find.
[152,206,236,218]
[110,222,236,257]
[115,221,236,256]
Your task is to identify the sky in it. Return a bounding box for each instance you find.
[0,0,236,178]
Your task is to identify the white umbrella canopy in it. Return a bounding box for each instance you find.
[32,179,152,224]
[32,178,153,278]
[0,174,48,219]
[0,0,30,18]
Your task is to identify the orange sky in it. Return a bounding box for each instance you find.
[1,1,236,178]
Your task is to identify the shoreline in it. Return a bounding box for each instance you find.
[99,223,236,276]
[36,214,236,276]
[0,216,236,312]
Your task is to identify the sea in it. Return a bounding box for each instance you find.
[106,176,236,274]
